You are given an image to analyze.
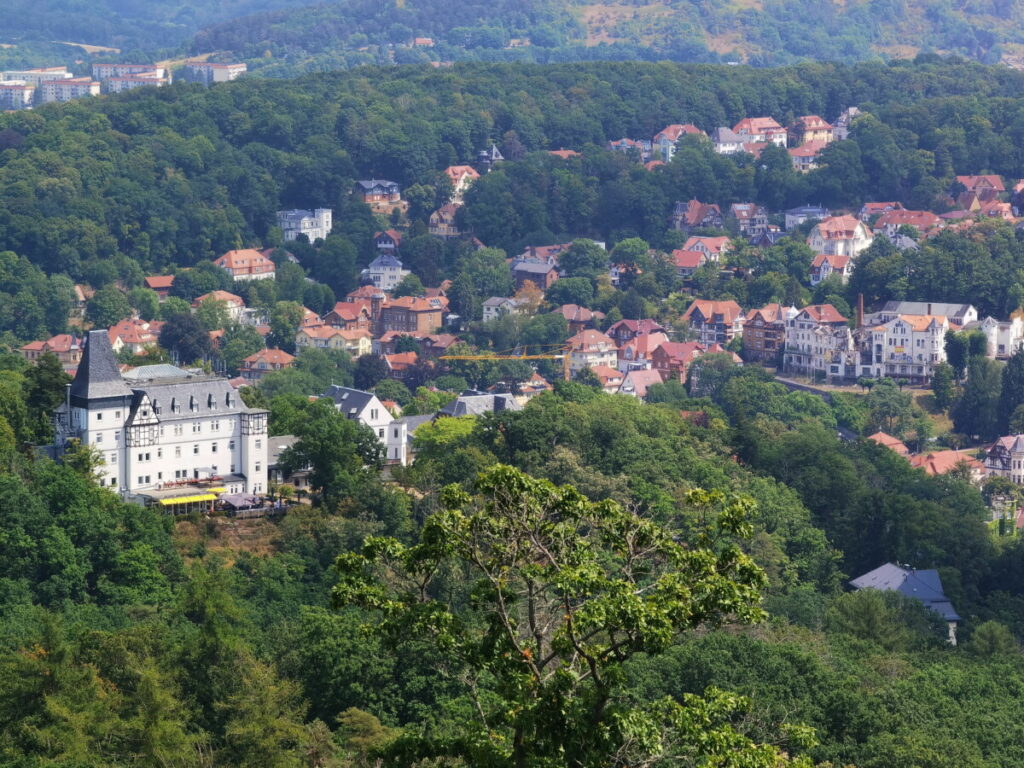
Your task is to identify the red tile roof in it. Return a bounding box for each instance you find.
[909,450,983,476]
[867,431,910,456]
[800,304,848,324]
[684,299,743,325]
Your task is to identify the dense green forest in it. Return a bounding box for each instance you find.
[3,348,1024,764]
[190,0,1024,75]
[6,0,1024,73]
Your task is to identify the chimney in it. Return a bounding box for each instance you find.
[927,303,932,316]
[857,293,864,329]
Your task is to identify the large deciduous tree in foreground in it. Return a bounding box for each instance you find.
[333,465,815,767]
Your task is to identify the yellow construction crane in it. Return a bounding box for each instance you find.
[440,344,573,381]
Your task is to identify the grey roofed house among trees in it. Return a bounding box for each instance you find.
[438,391,522,417]
[850,562,961,625]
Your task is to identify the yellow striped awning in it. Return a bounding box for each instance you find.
[159,493,217,506]
[206,487,226,494]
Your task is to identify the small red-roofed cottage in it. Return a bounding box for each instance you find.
[214,249,276,281]
[651,341,706,383]
[192,290,246,321]
[787,115,833,146]
[617,332,669,372]
[867,431,910,456]
[672,249,706,278]
[589,364,624,394]
[442,165,480,202]
[910,450,984,483]
[733,117,787,146]
[20,333,83,367]
[144,275,174,300]
[606,318,666,345]
[683,236,732,262]
[669,199,723,232]
[322,302,373,331]
[874,209,943,239]
[617,368,664,399]
[809,253,852,285]
[653,123,703,162]
[568,329,617,374]
[240,348,296,381]
[859,201,904,222]
[374,229,403,251]
[553,304,603,334]
[788,140,829,172]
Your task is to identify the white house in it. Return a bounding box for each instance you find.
[859,314,953,384]
[53,331,269,508]
[323,385,407,465]
[963,315,1024,360]
[567,329,618,374]
[363,253,411,292]
[482,296,530,322]
[277,208,332,242]
[783,304,855,382]
[807,215,874,258]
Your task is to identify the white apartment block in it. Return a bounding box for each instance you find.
[40,77,100,103]
[0,82,35,110]
[323,385,407,465]
[0,66,72,87]
[104,72,170,94]
[277,208,332,242]
[92,63,169,81]
[184,61,247,85]
[965,315,1024,360]
[54,331,268,509]
[859,314,952,383]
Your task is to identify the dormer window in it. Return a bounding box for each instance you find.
[171,398,179,413]
[208,393,216,409]
[189,395,197,412]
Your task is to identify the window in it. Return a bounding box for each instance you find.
[212,420,220,431]
[255,439,261,450]
[95,433,103,444]
[230,464,236,473]
[157,472,162,480]
[229,440,235,451]
[173,424,183,437]
[193,445,199,455]
[109,453,116,463]
[174,446,181,458]
[110,477,117,486]
[370,408,378,420]
[114,430,121,441]
[378,428,384,438]
[157,448,162,459]
[193,422,201,433]
[211,443,218,454]
[96,412,103,421]
[255,462,261,472]
[115,410,121,418]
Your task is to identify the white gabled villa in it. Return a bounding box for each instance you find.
[53,331,269,510]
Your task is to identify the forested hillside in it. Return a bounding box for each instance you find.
[4,0,1024,72]
[189,0,1024,74]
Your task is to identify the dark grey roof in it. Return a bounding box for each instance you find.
[879,301,974,320]
[850,563,961,622]
[130,376,253,422]
[369,253,404,269]
[712,127,744,143]
[356,179,399,190]
[512,260,557,275]
[395,413,434,442]
[785,205,829,216]
[323,385,376,417]
[268,435,299,467]
[122,363,191,381]
[438,393,522,417]
[70,330,132,405]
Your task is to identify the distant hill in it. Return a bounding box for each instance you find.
[187,0,1024,75]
